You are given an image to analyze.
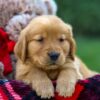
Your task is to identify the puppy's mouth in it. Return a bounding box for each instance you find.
[48,60,58,65]
[44,61,63,70]
[45,64,59,70]
[49,61,56,65]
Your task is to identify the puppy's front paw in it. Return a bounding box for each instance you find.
[56,80,76,97]
[32,80,54,99]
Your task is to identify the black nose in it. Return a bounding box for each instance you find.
[48,52,60,61]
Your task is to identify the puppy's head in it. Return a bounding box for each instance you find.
[14,15,76,70]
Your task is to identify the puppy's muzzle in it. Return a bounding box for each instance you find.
[48,51,60,62]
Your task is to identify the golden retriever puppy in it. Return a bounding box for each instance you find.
[14,15,97,98]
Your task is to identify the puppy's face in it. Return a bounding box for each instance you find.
[14,15,76,70]
[28,31,70,70]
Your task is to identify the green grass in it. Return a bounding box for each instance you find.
[75,37,100,72]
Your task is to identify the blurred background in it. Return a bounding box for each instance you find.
[56,0,100,72]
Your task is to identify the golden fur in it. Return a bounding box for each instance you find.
[14,15,97,98]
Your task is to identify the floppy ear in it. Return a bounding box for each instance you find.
[69,38,76,60]
[14,32,27,62]
[65,24,76,60]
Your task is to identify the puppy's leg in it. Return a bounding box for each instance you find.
[56,62,80,97]
[16,63,54,99]
[31,68,54,99]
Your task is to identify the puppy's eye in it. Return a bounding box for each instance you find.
[36,37,44,42]
[59,38,65,42]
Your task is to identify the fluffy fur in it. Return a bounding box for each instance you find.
[14,15,97,98]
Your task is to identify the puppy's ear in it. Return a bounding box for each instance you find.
[69,38,76,60]
[14,31,27,62]
[65,24,76,60]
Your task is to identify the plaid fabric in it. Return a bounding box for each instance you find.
[0,79,39,100]
[78,75,100,100]
[0,75,100,100]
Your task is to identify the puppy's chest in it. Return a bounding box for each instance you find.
[46,70,60,80]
